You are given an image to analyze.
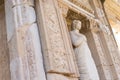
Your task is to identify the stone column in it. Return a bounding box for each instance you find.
[100,31,120,80]
[5,0,46,80]
[82,19,120,80]
[35,0,79,80]
[92,0,120,79]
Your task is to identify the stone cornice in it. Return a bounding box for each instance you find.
[68,0,94,14]
[58,0,95,18]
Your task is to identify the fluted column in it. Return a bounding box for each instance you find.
[5,0,46,80]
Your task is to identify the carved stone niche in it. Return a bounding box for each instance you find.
[82,18,101,33]
[66,10,86,31]
[68,0,94,14]
[65,10,99,33]
[65,9,101,78]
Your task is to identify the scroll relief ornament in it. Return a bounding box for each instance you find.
[43,3,71,74]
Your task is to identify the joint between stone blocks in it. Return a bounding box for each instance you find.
[12,3,34,8]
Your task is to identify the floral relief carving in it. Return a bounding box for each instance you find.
[25,30,38,79]
[69,0,94,14]
[43,2,70,74]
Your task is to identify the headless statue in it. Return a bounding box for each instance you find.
[70,20,100,80]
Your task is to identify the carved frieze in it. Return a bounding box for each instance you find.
[69,0,94,14]
[36,0,79,77]
[43,3,70,73]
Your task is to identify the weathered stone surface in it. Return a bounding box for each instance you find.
[44,2,70,73]
[92,32,113,79]
[36,0,79,78]
[3,0,120,80]
[5,0,46,80]
[47,73,78,80]
[0,4,10,80]
[70,20,99,80]
[19,23,46,80]
[69,0,94,14]
[5,0,15,41]
[103,33,120,79]
[47,73,69,80]
[12,0,34,6]
[13,5,36,27]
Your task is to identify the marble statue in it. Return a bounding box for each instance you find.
[70,20,100,80]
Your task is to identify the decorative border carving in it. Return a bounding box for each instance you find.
[69,0,94,14]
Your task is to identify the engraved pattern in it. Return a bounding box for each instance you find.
[25,30,38,79]
[104,34,120,77]
[43,2,70,73]
[69,0,94,14]
[93,33,113,79]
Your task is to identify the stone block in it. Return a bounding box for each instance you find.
[15,23,46,80]
[12,0,34,6]
[24,23,46,80]
[13,5,36,28]
[5,0,15,41]
[47,73,69,80]
[0,5,10,80]
[10,57,24,80]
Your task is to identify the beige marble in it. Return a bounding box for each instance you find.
[2,0,120,80]
[5,0,46,80]
[36,0,79,79]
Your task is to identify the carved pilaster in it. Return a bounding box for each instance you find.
[5,0,46,80]
[36,0,79,79]
[102,32,120,79]
[81,18,117,79]
[84,17,120,79]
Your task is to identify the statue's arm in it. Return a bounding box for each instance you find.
[72,37,84,47]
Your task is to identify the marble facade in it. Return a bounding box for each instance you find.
[0,0,119,80]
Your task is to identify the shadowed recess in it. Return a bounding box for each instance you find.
[0,0,4,5]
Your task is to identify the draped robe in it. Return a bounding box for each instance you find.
[70,31,99,80]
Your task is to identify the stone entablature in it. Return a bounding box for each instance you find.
[58,0,95,18]
[69,0,94,14]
